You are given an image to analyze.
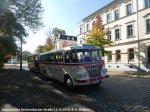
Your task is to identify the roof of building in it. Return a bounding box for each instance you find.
[59,35,77,41]
[82,0,119,21]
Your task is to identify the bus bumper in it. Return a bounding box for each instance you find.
[74,75,109,86]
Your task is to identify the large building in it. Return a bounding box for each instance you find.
[54,35,77,50]
[77,0,150,71]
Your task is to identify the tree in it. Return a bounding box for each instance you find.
[35,37,54,53]
[0,0,43,61]
[35,45,45,53]
[0,0,43,36]
[22,50,31,61]
[44,37,54,51]
[62,40,68,48]
[8,0,43,30]
[35,27,66,53]
[52,27,66,40]
[86,15,112,55]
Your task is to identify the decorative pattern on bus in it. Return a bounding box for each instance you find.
[84,63,102,78]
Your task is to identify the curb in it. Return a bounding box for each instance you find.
[108,72,150,79]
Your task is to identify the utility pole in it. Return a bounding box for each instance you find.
[20,30,22,71]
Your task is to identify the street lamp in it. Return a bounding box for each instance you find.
[136,0,140,71]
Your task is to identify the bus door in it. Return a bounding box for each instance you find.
[54,52,64,81]
[34,55,39,70]
[46,54,53,78]
[64,51,71,74]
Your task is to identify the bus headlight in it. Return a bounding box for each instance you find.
[101,68,107,74]
[80,73,88,78]
[101,65,107,75]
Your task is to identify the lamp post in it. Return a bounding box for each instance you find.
[136,0,140,71]
[20,30,22,71]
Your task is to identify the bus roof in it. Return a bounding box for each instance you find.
[39,44,101,56]
[67,44,100,50]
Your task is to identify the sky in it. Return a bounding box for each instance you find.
[23,0,112,53]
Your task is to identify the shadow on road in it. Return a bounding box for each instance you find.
[0,68,83,110]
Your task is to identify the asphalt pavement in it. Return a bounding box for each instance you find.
[0,64,150,112]
[0,65,93,112]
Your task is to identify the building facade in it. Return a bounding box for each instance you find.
[77,0,150,71]
[54,35,77,50]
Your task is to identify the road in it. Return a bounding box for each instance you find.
[0,64,150,112]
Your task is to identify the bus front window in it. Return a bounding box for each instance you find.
[91,49,102,61]
[76,49,102,63]
[76,49,92,63]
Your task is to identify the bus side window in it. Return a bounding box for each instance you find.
[70,50,78,63]
[58,52,63,63]
[45,55,48,62]
[64,51,70,63]
[49,53,54,63]
[41,56,44,62]
[54,53,58,63]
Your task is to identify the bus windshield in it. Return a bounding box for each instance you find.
[76,49,102,63]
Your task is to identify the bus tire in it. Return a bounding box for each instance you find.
[65,75,74,90]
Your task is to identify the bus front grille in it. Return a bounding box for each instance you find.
[86,64,102,78]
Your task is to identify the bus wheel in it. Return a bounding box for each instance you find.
[65,76,74,90]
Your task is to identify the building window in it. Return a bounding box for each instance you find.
[114,10,119,20]
[145,0,150,8]
[127,25,133,38]
[128,48,134,61]
[80,27,82,34]
[146,19,150,33]
[116,50,121,62]
[108,51,112,62]
[86,24,89,31]
[107,14,111,23]
[107,31,111,40]
[115,29,120,40]
[126,3,132,16]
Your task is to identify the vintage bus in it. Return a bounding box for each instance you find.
[39,44,109,89]
[27,54,40,72]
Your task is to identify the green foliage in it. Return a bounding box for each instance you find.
[22,50,31,61]
[0,36,17,55]
[9,0,44,30]
[44,37,54,51]
[35,37,54,53]
[52,27,66,39]
[86,15,112,55]
[35,45,45,53]
[35,27,66,53]
[0,53,4,67]
[0,0,43,58]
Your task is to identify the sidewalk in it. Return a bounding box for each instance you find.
[108,70,150,79]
